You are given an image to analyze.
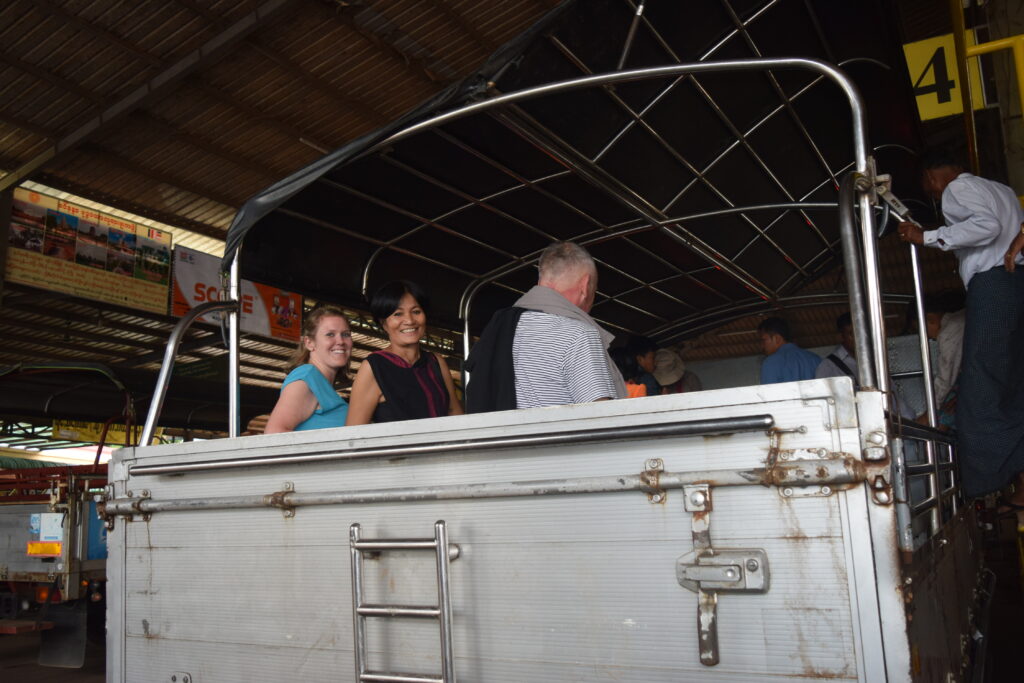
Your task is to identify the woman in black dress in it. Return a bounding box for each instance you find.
[346,280,463,424]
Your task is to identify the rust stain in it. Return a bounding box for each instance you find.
[790,671,852,679]
[702,433,735,441]
[141,618,159,639]
[265,490,292,508]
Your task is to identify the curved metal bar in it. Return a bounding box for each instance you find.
[414,58,870,362]
[372,60,876,342]
[141,299,239,447]
[459,202,837,319]
[458,201,841,361]
[376,59,868,166]
[651,292,916,343]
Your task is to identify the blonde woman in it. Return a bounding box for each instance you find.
[264,305,352,433]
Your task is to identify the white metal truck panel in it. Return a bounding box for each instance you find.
[107,379,902,682]
[0,503,50,578]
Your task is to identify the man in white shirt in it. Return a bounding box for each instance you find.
[815,312,858,387]
[510,242,626,408]
[898,149,1024,506]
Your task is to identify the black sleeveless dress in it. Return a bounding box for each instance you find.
[366,351,450,423]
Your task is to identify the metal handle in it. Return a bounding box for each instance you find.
[139,299,239,446]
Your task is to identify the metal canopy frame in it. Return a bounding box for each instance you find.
[225,55,885,391]
[194,0,928,442]
[222,0,913,350]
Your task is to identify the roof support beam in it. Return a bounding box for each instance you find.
[130,111,285,180]
[82,145,245,208]
[325,3,450,84]
[29,0,163,68]
[174,0,388,128]
[190,79,331,158]
[434,0,498,55]
[0,0,301,193]
[0,112,53,139]
[245,42,388,127]
[0,51,103,105]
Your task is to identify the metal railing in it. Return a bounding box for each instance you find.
[891,422,960,552]
[139,299,238,446]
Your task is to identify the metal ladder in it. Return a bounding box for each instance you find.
[349,520,460,683]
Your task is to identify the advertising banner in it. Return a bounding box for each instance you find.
[6,188,172,313]
[171,246,301,342]
[52,419,163,446]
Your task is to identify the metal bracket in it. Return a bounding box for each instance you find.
[642,458,665,503]
[103,488,150,527]
[870,473,893,505]
[268,481,296,518]
[678,485,769,666]
[863,430,889,462]
[779,485,834,498]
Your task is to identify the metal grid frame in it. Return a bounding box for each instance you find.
[251,0,914,351]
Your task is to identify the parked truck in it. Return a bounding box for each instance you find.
[100,28,991,683]
[0,462,107,667]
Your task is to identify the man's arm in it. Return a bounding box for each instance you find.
[927,181,1004,250]
[898,181,1004,249]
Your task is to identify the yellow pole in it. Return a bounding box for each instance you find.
[949,0,980,173]
[967,35,1024,125]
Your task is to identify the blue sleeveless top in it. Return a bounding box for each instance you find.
[280,364,348,431]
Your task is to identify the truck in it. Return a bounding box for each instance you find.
[99,50,992,682]
[0,462,107,667]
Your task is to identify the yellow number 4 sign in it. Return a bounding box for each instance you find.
[903,30,986,121]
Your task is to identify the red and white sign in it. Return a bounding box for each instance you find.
[171,246,301,342]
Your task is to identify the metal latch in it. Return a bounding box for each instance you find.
[676,549,769,593]
[678,485,770,667]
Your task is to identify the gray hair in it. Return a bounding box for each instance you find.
[537,241,596,284]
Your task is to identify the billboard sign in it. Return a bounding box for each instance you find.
[6,188,171,313]
[171,246,301,342]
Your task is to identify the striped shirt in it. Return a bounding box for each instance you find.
[512,311,618,408]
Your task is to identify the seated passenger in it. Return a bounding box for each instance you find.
[653,348,698,394]
[610,347,647,397]
[264,305,352,433]
[346,281,463,425]
[465,241,626,410]
[625,335,661,396]
[758,316,820,384]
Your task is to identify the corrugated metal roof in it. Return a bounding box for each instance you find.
[0,0,557,237]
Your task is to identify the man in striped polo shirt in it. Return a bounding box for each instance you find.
[510,242,627,408]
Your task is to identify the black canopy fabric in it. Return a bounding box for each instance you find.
[222,0,923,343]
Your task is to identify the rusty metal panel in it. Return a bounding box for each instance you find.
[106,379,911,682]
